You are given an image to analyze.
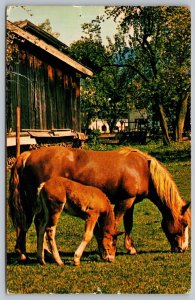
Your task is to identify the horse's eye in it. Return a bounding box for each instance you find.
[174,232,182,240]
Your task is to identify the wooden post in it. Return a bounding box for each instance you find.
[128,111,131,131]
[16,106,20,158]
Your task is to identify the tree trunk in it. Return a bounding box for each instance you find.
[153,92,170,145]
[158,103,171,145]
[107,117,117,133]
[174,92,189,142]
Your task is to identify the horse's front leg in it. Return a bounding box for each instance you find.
[123,204,137,254]
[74,213,99,266]
[114,198,136,254]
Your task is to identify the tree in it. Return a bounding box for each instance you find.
[38,18,60,39]
[69,36,135,132]
[105,6,190,144]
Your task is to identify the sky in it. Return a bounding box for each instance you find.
[7,6,117,46]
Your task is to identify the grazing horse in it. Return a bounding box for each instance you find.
[9,146,190,261]
[36,176,119,266]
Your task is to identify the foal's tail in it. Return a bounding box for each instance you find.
[8,151,31,230]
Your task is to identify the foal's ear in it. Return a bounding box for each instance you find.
[181,202,191,215]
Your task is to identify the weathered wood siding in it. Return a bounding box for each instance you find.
[7,40,81,132]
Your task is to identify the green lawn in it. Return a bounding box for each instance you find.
[6,141,191,294]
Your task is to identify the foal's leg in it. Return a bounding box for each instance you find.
[36,228,47,265]
[34,214,52,257]
[114,198,136,254]
[34,214,48,265]
[93,222,102,253]
[46,224,64,266]
[74,213,99,266]
[45,203,65,266]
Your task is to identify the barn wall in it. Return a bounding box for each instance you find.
[6,40,81,132]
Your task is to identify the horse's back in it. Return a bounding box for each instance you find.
[23,146,150,200]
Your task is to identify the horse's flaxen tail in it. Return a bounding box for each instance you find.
[8,151,31,230]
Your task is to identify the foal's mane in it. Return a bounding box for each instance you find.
[117,147,185,219]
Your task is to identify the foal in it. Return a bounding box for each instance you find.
[36,177,118,266]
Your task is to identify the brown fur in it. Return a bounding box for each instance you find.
[36,177,117,265]
[9,146,190,260]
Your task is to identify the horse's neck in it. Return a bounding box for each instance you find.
[149,188,181,221]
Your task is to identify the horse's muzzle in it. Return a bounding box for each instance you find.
[171,246,187,253]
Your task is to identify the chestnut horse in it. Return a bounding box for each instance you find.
[36,177,118,266]
[9,146,190,261]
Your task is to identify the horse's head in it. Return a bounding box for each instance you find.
[161,202,191,253]
[101,231,124,262]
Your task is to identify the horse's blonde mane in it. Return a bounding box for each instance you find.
[118,147,184,219]
[149,157,184,217]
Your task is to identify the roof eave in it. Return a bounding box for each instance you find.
[7,20,93,77]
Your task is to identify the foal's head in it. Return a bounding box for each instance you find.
[101,231,124,262]
[161,202,190,253]
[101,232,117,262]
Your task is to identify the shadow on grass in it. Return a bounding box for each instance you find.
[149,149,191,163]
[116,249,170,256]
[7,250,99,266]
[7,248,173,265]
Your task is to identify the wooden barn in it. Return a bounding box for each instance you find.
[6,20,93,138]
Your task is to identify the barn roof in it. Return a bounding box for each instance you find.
[7,20,93,77]
[13,20,69,54]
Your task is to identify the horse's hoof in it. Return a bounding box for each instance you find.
[19,253,27,261]
[128,247,137,255]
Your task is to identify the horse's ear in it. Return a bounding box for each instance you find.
[181,202,191,215]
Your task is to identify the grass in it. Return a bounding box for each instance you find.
[6,141,191,294]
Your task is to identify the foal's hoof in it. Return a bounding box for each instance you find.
[57,261,64,266]
[73,260,80,266]
[37,257,46,265]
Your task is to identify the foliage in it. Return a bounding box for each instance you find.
[6,142,191,294]
[105,6,191,143]
[71,7,190,142]
[69,36,135,132]
[37,18,60,39]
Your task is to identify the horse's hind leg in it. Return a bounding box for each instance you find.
[15,211,34,261]
[123,204,137,254]
[15,227,27,261]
